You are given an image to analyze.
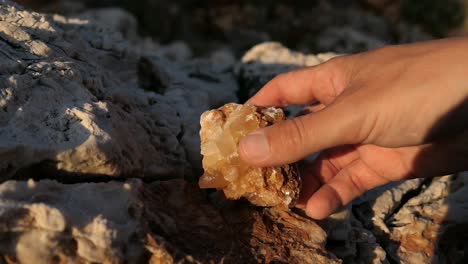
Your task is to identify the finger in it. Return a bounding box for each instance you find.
[238,103,361,167]
[305,159,387,219]
[297,146,358,206]
[302,130,468,219]
[246,57,350,107]
[296,159,338,207]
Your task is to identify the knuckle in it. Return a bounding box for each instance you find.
[323,55,353,96]
[268,74,289,106]
[323,184,344,212]
[347,170,367,195]
[278,118,309,155]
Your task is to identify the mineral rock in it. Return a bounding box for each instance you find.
[199,103,301,207]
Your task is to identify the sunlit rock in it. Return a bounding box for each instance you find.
[199,103,301,207]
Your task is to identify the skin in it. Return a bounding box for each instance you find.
[238,38,468,220]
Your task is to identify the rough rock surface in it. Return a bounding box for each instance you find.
[0,0,237,181]
[386,173,468,263]
[236,42,339,102]
[0,179,144,263]
[316,206,387,264]
[354,179,425,238]
[199,103,301,207]
[0,179,340,264]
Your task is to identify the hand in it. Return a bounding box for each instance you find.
[238,38,468,219]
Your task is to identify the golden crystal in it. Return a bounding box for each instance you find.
[199,103,301,207]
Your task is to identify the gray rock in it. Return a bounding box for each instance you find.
[0,0,237,181]
[76,7,139,42]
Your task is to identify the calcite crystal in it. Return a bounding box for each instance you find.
[199,103,301,207]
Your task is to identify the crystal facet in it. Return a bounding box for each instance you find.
[199,103,301,207]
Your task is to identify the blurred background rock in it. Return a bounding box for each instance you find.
[13,0,468,57]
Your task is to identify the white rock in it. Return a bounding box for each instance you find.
[0,0,237,181]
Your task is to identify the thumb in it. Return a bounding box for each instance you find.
[238,105,359,167]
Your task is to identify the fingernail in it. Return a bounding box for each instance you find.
[239,132,270,161]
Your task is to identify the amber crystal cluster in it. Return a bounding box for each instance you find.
[199,103,301,207]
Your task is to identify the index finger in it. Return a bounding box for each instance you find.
[246,57,350,107]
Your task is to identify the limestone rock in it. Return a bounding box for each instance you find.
[315,177,424,264]
[143,180,340,264]
[199,103,301,207]
[236,42,339,106]
[0,179,145,263]
[353,179,425,237]
[0,178,340,264]
[318,206,389,264]
[347,173,468,264]
[385,173,468,263]
[0,0,237,181]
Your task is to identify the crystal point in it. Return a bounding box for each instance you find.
[199,103,301,207]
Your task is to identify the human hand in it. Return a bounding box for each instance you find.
[238,38,468,219]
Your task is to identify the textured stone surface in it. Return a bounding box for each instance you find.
[385,173,468,263]
[0,0,237,181]
[236,42,339,102]
[0,179,340,264]
[317,206,389,264]
[348,173,468,264]
[199,103,301,207]
[0,179,145,263]
[354,179,425,238]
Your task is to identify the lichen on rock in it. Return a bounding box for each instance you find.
[199,103,301,207]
